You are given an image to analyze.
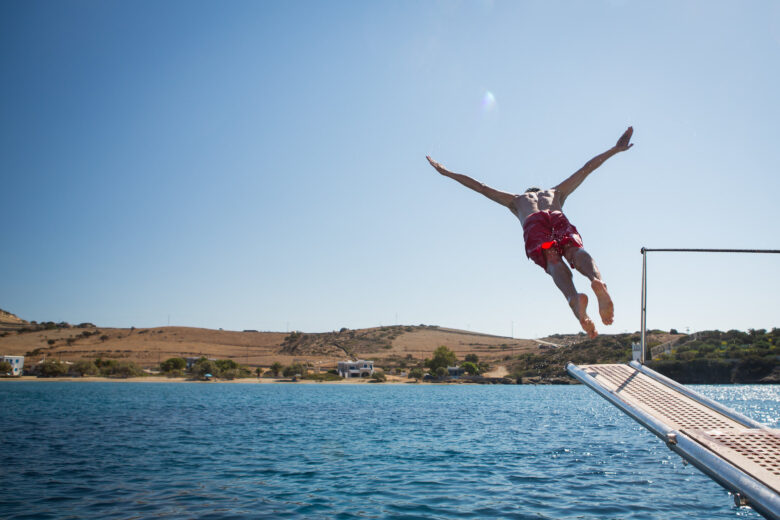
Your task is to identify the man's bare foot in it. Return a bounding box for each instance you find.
[568,293,597,339]
[591,279,614,325]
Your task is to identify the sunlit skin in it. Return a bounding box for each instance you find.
[427,127,634,338]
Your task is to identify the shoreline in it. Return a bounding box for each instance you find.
[0,375,425,385]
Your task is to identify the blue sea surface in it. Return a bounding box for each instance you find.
[0,382,777,519]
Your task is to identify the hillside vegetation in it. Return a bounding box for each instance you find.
[649,329,779,383]
[508,329,778,384]
[2,310,776,384]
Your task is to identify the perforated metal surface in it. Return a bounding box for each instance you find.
[685,429,780,494]
[578,364,780,495]
[580,364,739,430]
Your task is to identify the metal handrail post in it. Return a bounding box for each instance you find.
[640,247,647,364]
[638,247,778,364]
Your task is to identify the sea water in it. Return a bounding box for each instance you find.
[0,382,777,519]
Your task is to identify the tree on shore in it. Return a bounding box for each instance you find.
[193,358,218,380]
[39,360,68,377]
[160,357,186,373]
[425,346,457,373]
[461,361,479,375]
[70,359,99,377]
[270,362,283,377]
[408,367,424,381]
[96,359,145,378]
[283,362,306,377]
[0,360,13,376]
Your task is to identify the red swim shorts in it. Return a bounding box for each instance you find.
[522,210,583,270]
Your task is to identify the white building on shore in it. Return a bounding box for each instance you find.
[1,355,24,376]
[337,360,374,378]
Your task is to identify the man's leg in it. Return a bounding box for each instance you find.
[544,249,597,338]
[563,246,614,326]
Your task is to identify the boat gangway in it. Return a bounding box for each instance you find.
[568,247,780,520]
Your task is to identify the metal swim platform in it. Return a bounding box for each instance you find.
[567,361,780,519]
[569,247,780,519]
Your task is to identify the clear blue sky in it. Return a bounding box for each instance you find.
[2,1,779,338]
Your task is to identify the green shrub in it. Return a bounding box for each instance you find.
[160,357,186,372]
[39,360,69,377]
[649,359,733,384]
[371,370,387,382]
[0,361,13,376]
[461,361,479,375]
[219,368,242,380]
[283,363,307,377]
[425,346,457,373]
[70,359,98,377]
[408,367,424,381]
[733,356,775,382]
[192,358,217,380]
[98,360,145,378]
[215,359,239,372]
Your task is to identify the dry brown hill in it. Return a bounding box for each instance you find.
[0,317,552,371]
[0,309,28,330]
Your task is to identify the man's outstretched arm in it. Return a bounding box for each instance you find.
[426,156,515,207]
[554,126,634,204]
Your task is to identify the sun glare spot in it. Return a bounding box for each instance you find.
[481,91,497,112]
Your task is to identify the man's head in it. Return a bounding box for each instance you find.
[525,187,541,193]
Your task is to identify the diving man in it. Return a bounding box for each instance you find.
[426,127,634,337]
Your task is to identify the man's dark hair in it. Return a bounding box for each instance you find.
[525,187,541,193]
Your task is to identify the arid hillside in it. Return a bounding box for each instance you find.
[0,310,556,371]
[0,309,27,328]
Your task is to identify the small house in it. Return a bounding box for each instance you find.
[337,360,374,378]
[1,355,24,376]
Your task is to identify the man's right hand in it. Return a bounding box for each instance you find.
[615,126,634,151]
[426,156,450,175]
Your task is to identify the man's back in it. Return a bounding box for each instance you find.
[511,189,564,224]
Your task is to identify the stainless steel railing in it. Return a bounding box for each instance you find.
[639,247,780,364]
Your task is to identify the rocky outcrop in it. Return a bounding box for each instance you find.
[0,309,28,331]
